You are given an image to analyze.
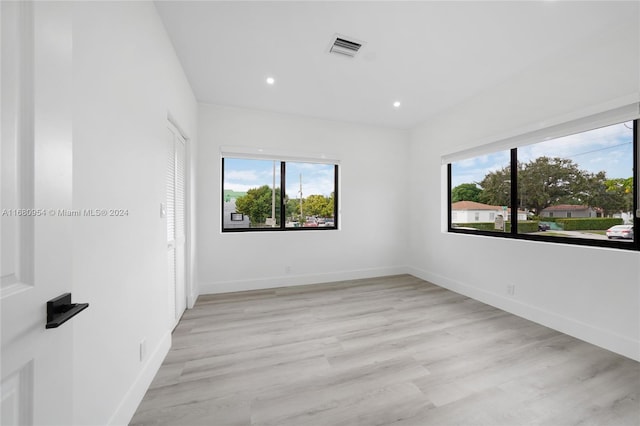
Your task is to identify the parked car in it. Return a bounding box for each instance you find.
[538,222,551,231]
[606,224,634,240]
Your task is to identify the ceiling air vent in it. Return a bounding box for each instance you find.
[328,35,364,58]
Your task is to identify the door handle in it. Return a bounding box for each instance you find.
[45,293,89,329]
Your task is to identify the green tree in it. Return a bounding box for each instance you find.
[480,156,632,216]
[451,183,483,202]
[478,166,511,206]
[517,157,589,215]
[285,197,301,221]
[235,185,280,226]
[599,177,633,214]
[285,193,334,223]
[303,194,333,218]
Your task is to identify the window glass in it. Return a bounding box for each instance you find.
[450,150,511,233]
[223,158,280,229]
[517,121,634,243]
[222,158,338,231]
[448,119,637,250]
[285,162,336,228]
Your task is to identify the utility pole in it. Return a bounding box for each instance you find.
[299,173,303,220]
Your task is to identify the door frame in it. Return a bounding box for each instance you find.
[167,114,194,310]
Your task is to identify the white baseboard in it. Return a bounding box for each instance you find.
[406,266,640,362]
[107,331,172,426]
[199,266,408,294]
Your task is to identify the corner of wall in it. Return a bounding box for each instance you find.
[107,332,172,426]
[406,266,640,362]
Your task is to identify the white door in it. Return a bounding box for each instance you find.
[1,2,75,425]
[166,124,186,327]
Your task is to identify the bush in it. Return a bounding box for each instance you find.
[539,217,559,222]
[516,221,540,233]
[453,221,540,233]
[453,222,497,231]
[555,217,623,230]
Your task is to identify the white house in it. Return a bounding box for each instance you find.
[452,201,528,223]
[541,204,601,218]
[223,199,251,228]
[1,2,638,425]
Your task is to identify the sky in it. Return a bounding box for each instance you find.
[451,121,634,188]
[224,158,335,198]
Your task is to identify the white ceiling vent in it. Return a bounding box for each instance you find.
[328,34,365,58]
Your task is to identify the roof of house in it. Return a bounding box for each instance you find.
[451,201,503,211]
[452,201,528,215]
[541,204,592,211]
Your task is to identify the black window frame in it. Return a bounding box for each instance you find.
[448,119,639,251]
[222,158,339,232]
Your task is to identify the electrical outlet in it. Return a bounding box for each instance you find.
[507,285,515,296]
[140,339,146,362]
[285,265,291,274]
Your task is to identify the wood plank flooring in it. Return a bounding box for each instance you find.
[130,275,640,425]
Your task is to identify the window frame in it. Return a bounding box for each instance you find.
[447,119,639,251]
[222,158,339,233]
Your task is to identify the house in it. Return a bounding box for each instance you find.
[1,2,638,425]
[223,199,251,228]
[451,201,527,223]
[541,204,601,218]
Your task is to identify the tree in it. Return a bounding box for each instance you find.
[451,183,482,202]
[478,156,632,216]
[303,194,333,218]
[604,177,633,213]
[479,157,589,214]
[285,197,301,221]
[478,166,511,206]
[285,192,335,223]
[518,157,590,215]
[235,185,280,226]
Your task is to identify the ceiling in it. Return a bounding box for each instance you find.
[155,1,636,129]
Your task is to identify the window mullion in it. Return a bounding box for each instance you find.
[510,148,518,234]
[280,162,286,229]
[633,120,639,249]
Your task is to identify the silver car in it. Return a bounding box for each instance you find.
[606,225,634,240]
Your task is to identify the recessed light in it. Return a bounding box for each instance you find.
[393,101,401,108]
[266,77,275,85]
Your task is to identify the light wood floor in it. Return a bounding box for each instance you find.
[130,275,640,425]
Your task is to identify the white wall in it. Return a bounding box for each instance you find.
[408,20,640,360]
[197,104,409,293]
[72,2,197,425]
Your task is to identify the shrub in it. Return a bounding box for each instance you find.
[516,221,540,233]
[555,217,623,230]
[453,221,541,233]
[452,222,497,231]
[539,217,559,223]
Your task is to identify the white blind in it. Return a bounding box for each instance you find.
[166,129,176,242]
[176,138,185,241]
[442,101,640,165]
[220,145,340,165]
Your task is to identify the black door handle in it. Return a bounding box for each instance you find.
[46,293,89,329]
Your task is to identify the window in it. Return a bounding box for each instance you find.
[222,157,338,232]
[449,149,511,234]
[448,119,638,250]
[230,213,244,221]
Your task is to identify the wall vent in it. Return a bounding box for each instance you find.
[328,34,364,58]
